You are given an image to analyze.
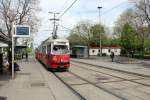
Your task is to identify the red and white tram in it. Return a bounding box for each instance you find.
[35,38,70,70]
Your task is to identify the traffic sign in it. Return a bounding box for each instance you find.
[15,25,30,37]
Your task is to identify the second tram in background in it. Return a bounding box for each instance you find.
[35,38,70,71]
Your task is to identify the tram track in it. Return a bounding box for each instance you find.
[38,59,150,100]
[69,71,127,100]
[52,62,150,100]
[54,71,126,100]
[38,60,86,100]
[53,72,86,100]
[71,61,150,87]
[71,60,150,78]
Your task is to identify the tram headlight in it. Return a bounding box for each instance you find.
[52,56,57,61]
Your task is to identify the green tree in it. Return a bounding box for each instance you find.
[67,21,109,48]
[144,39,150,55]
[90,24,108,46]
[110,38,120,46]
[121,23,136,55]
[67,33,85,46]
[114,8,135,38]
[114,6,150,57]
[68,21,94,48]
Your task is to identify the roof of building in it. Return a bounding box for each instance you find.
[72,45,88,48]
[90,46,121,49]
[0,41,8,47]
[0,32,11,44]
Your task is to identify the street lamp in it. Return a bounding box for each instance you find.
[97,6,102,56]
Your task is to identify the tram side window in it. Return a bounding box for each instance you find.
[47,45,51,54]
[42,46,46,53]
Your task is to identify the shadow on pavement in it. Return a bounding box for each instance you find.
[0,74,11,81]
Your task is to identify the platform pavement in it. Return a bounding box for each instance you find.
[0,57,80,100]
[71,56,150,77]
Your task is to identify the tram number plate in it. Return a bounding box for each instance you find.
[60,65,64,68]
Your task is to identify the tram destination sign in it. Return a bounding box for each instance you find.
[15,25,30,37]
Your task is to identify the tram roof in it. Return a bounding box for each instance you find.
[41,38,69,45]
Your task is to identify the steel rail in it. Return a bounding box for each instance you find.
[53,72,86,100]
[71,61,150,87]
[62,71,127,100]
[71,60,150,78]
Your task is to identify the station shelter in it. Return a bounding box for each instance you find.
[70,45,89,58]
[0,32,11,75]
[15,45,27,60]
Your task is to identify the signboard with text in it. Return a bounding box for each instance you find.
[15,25,30,37]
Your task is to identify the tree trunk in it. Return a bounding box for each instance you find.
[87,44,90,58]
[141,38,145,58]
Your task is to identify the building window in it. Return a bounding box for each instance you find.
[92,50,95,53]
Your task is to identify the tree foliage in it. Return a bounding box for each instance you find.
[114,0,150,56]
[67,33,85,46]
[90,24,108,46]
[67,21,109,47]
[120,23,136,54]
[0,0,40,38]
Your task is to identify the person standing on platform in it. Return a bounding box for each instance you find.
[25,52,28,61]
[110,51,115,62]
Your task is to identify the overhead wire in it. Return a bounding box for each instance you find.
[102,1,127,15]
[58,0,69,14]
[59,25,73,31]
[54,0,111,33]
[46,0,129,39]
[59,24,82,34]
[58,1,128,33]
[58,0,78,19]
[74,1,127,15]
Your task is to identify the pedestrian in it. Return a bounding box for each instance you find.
[25,52,28,61]
[130,50,134,58]
[2,58,10,75]
[14,61,20,71]
[110,51,115,62]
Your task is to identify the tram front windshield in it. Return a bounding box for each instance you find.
[52,45,69,54]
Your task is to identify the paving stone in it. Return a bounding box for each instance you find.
[136,86,150,94]
[72,84,121,100]
[134,79,150,86]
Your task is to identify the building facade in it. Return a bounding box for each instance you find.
[89,47,121,56]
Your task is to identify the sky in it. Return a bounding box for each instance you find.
[34,0,132,47]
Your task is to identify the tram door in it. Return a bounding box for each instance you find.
[47,44,51,67]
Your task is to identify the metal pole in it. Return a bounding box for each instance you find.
[11,22,14,79]
[98,6,102,56]
[49,12,59,39]
[53,13,56,37]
